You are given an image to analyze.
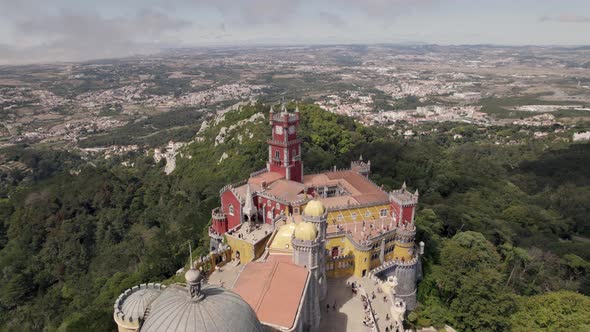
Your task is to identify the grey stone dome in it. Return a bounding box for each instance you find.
[114,283,165,323]
[140,284,264,332]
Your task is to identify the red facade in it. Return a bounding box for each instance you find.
[257,196,290,224]
[221,190,242,230]
[390,201,416,226]
[267,109,303,183]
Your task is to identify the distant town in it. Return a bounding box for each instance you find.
[1,45,589,156]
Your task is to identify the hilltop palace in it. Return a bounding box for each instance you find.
[114,104,424,332]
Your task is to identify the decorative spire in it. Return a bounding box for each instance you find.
[359,154,363,161]
[402,181,407,191]
[243,184,257,218]
[189,242,193,268]
[414,189,419,196]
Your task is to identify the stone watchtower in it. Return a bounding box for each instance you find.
[291,199,328,331]
[267,103,303,182]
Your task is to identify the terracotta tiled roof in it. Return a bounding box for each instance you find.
[265,180,306,202]
[233,261,309,330]
[248,171,284,186]
[303,170,389,208]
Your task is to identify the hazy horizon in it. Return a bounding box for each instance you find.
[1,0,589,64]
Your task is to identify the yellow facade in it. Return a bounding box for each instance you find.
[325,204,390,225]
[225,235,270,265]
[353,249,371,277]
[114,316,139,332]
[325,233,400,278]
[393,240,413,261]
[326,257,354,278]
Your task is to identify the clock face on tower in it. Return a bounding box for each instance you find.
[275,126,283,134]
[288,126,295,134]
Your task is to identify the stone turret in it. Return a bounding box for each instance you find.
[291,199,328,331]
[351,155,371,178]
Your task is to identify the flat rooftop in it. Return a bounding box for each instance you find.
[225,222,274,244]
[233,260,309,330]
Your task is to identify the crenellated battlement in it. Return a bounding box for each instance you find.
[270,111,299,123]
[114,283,166,326]
[395,225,416,239]
[389,184,419,206]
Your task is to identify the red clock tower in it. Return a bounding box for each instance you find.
[267,104,303,182]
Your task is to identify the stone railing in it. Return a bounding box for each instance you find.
[114,283,166,325]
[250,168,268,178]
[346,233,372,252]
[326,226,395,251]
[395,226,416,238]
[327,253,354,262]
[368,256,420,279]
[326,230,348,239]
[325,199,391,213]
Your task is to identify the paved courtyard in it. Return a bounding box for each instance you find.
[207,259,243,289]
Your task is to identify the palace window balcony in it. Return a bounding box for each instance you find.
[211,207,227,221]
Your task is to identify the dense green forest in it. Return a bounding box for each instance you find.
[0,104,589,331]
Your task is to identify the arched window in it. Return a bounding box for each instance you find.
[229,204,234,216]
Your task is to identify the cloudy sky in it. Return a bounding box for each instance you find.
[0,0,589,64]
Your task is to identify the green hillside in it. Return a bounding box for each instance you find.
[0,103,589,331]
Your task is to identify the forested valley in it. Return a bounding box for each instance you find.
[0,104,589,331]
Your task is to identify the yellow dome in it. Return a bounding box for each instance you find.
[269,222,296,250]
[303,200,325,217]
[294,222,318,241]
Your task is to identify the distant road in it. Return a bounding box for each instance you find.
[572,236,590,243]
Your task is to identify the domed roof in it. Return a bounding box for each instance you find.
[269,222,296,250]
[115,284,165,322]
[141,284,263,332]
[303,200,325,217]
[294,222,317,241]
